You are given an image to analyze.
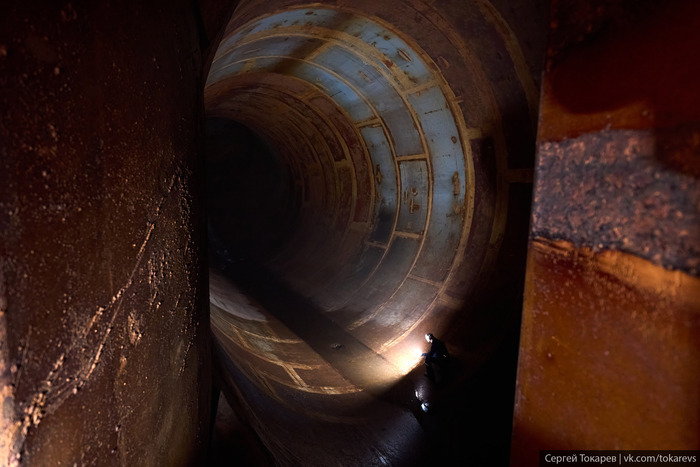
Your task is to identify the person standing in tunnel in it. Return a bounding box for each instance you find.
[422,333,450,382]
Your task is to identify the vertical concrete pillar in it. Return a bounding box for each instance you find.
[0,1,210,465]
[512,1,700,464]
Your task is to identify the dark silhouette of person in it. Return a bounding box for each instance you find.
[422,333,450,381]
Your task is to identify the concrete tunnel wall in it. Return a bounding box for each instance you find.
[205,0,546,465]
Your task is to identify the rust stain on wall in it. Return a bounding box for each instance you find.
[513,238,700,460]
[532,126,700,276]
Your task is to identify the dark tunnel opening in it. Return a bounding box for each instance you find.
[205,118,296,262]
[203,0,547,465]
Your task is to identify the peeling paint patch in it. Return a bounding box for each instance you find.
[532,128,700,275]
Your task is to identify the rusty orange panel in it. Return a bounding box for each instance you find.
[513,240,700,462]
[512,1,700,465]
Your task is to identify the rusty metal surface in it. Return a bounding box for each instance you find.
[512,1,700,464]
[513,240,700,456]
[539,0,700,141]
[0,1,211,465]
[532,127,700,275]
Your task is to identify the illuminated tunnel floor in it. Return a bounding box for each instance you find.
[206,255,521,466]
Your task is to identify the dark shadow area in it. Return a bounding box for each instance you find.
[206,369,277,466]
[205,117,297,261]
[419,187,531,466]
[412,324,523,466]
[544,0,700,147]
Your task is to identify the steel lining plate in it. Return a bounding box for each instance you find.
[396,160,429,234]
[361,126,398,244]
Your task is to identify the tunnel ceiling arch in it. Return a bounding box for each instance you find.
[205,2,505,335]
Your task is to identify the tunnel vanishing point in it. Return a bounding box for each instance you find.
[1,0,699,465]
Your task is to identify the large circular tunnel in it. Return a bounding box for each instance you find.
[204,0,547,464]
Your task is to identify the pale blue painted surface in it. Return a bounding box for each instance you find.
[207,58,246,85]
[350,236,421,313]
[397,160,429,234]
[408,87,467,281]
[210,6,469,287]
[313,45,422,155]
[368,278,438,329]
[360,126,398,244]
[232,36,326,61]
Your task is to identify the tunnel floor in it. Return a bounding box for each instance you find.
[206,259,521,466]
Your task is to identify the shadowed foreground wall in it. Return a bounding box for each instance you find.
[0,2,211,464]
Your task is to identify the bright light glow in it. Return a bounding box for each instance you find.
[394,345,425,375]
